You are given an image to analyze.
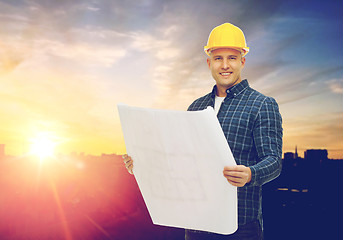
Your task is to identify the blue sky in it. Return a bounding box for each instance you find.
[0,0,342,158]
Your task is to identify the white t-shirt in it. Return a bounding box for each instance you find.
[214,96,225,115]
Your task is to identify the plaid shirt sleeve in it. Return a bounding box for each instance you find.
[249,96,283,186]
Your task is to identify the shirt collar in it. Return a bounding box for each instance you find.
[211,79,249,98]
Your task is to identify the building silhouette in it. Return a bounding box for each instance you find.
[304,149,328,167]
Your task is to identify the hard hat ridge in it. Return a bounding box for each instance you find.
[204,23,249,56]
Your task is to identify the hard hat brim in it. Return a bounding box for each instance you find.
[204,46,249,57]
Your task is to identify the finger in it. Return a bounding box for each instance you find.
[126,164,134,175]
[226,173,249,182]
[224,175,242,182]
[122,154,132,160]
[226,178,243,187]
[223,170,243,177]
[125,161,133,169]
[122,155,132,163]
[224,165,247,172]
[224,172,247,181]
[224,165,241,171]
[226,175,243,182]
[125,159,133,168]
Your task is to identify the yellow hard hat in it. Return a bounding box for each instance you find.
[204,23,249,56]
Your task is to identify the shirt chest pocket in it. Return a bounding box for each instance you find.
[219,110,254,149]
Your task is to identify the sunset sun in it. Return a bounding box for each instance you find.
[29,133,58,159]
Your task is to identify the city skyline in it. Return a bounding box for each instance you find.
[0,142,341,161]
[0,0,343,158]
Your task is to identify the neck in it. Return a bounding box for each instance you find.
[216,80,242,97]
[216,87,228,97]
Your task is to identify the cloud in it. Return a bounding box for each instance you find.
[129,31,169,52]
[252,65,343,105]
[328,79,343,94]
[0,43,28,74]
[0,8,131,69]
[0,34,127,71]
[35,38,127,67]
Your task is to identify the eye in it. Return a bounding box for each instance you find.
[214,57,222,60]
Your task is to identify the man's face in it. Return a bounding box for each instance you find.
[207,48,246,96]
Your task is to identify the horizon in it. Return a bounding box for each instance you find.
[0,142,342,160]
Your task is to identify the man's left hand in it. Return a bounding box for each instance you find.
[223,165,252,187]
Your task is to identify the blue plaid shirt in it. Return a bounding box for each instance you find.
[188,79,283,226]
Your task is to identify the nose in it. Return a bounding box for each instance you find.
[222,59,229,70]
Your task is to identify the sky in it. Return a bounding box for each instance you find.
[0,0,343,158]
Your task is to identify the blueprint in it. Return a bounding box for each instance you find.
[117,104,237,234]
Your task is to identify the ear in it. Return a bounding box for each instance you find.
[207,58,211,69]
[241,57,246,68]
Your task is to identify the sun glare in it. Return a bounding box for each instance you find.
[29,133,58,159]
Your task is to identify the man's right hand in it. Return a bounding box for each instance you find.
[122,154,134,175]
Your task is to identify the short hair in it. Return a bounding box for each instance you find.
[208,48,245,57]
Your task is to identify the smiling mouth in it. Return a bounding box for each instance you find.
[220,72,232,76]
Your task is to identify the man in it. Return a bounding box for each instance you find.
[123,23,283,240]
